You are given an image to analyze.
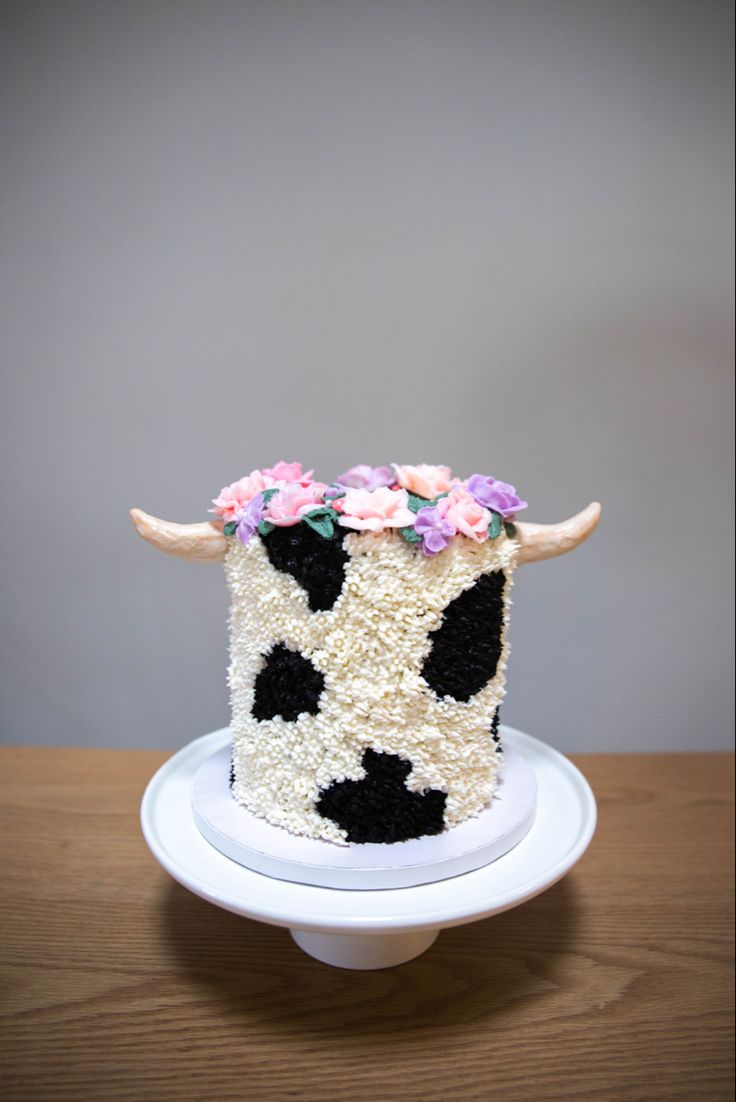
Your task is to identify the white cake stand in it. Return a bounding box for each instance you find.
[141,725,596,970]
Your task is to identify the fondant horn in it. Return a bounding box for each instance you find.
[130,508,228,563]
[513,502,601,565]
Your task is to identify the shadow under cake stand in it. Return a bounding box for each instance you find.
[141,726,596,970]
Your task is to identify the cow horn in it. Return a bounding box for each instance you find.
[130,508,228,563]
[513,502,601,565]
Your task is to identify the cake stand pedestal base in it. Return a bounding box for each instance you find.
[290,928,439,969]
[141,726,596,970]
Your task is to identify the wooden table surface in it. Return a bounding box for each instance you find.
[1,747,733,1102]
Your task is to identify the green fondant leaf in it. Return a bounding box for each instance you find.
[258,519,275,535]
[407,492,433,513]
[489,511,503,539]
[302,506,340,539]
[302,505,335,518]
[261,487,280,505]
[303,514,335,539]
[504,521,517,539]
[223,521,237,537]
[400,525,423,544]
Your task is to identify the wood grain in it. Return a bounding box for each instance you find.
[0,747,733,1102]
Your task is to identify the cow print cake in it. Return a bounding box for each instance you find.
[131,461,601,845]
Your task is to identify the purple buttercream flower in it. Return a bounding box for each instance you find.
[465,474,528,518]
[235,492,265,546]
[335,464,395,492]
[413,505,456,556]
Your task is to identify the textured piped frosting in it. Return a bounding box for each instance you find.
[226,527,517,845]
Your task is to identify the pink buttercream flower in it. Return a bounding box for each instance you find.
[437,487,490,542]
[262,460,314,483]
[339,487,416,532]
[335,464,395,492]
[392,463,453,500]
[210,470,278,521]
[264,481,328,526]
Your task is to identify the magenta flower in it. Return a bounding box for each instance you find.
[413,506,456,556]
[235,493,266,547]
[465,474,527,518]
[335,464,395,492]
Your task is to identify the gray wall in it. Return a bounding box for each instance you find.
[1,0,733,752]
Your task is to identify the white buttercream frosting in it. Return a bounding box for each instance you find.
[226,529,517,845]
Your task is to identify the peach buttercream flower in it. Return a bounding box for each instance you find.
[437,488,490,542]
[392,463,453,500]
[264,481,328,526]
[338,487,415,532]
[210,470,278,521]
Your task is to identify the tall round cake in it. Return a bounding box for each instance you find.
[131,461,600,846]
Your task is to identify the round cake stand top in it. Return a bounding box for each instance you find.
[141,726,596,937]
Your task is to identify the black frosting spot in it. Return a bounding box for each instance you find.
[491,706,502,752]
[259,524,348,612]
[421,570,507,702]
[229,758,235,787]
[316,749,447,843]
[252,643,325,721]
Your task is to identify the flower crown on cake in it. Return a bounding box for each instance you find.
[210,461,528,557]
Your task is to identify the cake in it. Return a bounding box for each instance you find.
[131,462,599,845]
